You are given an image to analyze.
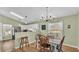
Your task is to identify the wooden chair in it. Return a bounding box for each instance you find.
[56,36,65,52]
[35,34,42,49]
[39,35,51,52]
[20,37,29,51]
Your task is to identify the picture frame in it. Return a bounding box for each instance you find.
[41,25,46,30]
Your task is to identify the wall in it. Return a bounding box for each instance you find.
[38,20,60,35]
[77,14,79,48]
[55,15,78,47]
[39,21,48,35]
[0,15,23,26]
[0,15,23,40]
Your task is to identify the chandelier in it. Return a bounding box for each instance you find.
[41,7,56,22]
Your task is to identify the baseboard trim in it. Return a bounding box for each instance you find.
[63,44,79,49]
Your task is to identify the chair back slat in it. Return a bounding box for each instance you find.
[60,36,65,46]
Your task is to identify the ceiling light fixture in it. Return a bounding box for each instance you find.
[46,7,48,20]
[10,11,24,19]
[45,7,56,22]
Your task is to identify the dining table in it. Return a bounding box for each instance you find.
[49,38,61,52]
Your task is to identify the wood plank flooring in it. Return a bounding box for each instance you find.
[0,40,78,52]
[62,45,78,52]
[0,40,15,52]
[16,43,79,52]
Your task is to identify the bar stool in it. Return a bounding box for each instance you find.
[20,37,29,51]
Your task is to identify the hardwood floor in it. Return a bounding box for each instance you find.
[0,40,15,52]
[16,43,79,52]
[0,40,78,52]
[16,46,38,52]
[62,45,78,52]
[16,43,38,52]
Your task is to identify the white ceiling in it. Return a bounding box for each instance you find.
[0,7,79,24]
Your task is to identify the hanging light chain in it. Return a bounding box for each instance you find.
[46,7,48,20]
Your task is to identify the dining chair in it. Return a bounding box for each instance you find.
[56,36,65,52]
[38,35,51,52]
